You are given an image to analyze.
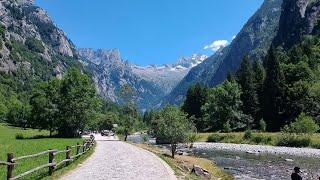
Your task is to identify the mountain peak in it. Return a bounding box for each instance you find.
[175,54,208,68]
[78,48,122,65]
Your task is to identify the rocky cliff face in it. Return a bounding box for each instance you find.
[131,54,207,94]
[0,0,77,76]
[274,0,320,48]
[164,0,283,105]
[78,48,166,110]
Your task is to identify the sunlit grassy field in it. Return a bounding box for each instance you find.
[196,132,320,148]
[0,124,87,179]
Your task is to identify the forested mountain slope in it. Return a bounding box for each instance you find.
[164,0,283,106]
[0,0,81,121]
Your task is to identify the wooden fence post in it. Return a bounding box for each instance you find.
[66,146,71,166]
[49,150,55,175]
[7,153,14,180]
[82,141,86,153]
[76,143,80,155]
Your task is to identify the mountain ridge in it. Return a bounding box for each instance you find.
[164,0,283,106]
[78,48,207,109]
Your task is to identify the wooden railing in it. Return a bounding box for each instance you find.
[0,137,95,180]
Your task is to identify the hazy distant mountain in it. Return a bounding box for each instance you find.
[78,48,166,110]
[78,48,207,110]
[164,0,283,106]
[131,54,208,94]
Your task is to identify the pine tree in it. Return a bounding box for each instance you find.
[263,48,285,131]
[181,83,208,131]
[253,60,265,121]
[236,56,259,125]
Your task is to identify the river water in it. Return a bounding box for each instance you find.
[193,148,320,180]
[127,134,320,179]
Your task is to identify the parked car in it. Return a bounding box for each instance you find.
[101,130,115,136]
[101,130,109,136]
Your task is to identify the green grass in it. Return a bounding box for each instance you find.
[0,124,92,180]
[135,144,233,180]
[197,132,320,148]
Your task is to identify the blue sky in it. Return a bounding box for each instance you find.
[36,0,263,66]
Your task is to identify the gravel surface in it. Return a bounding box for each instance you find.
[61,134,176,180]
[194,142,320,157]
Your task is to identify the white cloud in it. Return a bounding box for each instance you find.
[232,35,236,40]
[204,40,229,52]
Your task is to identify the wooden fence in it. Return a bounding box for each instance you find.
[0,137,95,180]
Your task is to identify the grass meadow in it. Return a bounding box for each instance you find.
[197,132,320,148]
[0,124,91,180]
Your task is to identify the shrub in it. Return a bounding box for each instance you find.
[258,119,267,132]
[277,134,311,147]
[0,24,5,39]
[142,135,149,142]
[222,121,232,133]
[25,38,45,53]
[15,133,24,139]
[244,130,253,140]
[188,133,200,148]
[284,113,319,134]
[207,134,224,142]
[311,142,320,149]
[252,135,272,144]
[5,41,12,50]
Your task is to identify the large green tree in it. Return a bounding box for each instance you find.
[30,79,60,136]
[58,68,100,137]
[263,48,285,131]
[181,83,208,131]
[203,80,252,132]
[236,56,259,123]
[154,106,192,158]
[252,60,265,121]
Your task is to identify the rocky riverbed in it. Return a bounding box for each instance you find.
[194,142,320,157]
[193,143,320,180]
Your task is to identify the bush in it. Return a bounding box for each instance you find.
[252,135,272,144]
[277,134,311,147]
[25,38,45,53]
[244,130,253,140]
[207,134,225,142]
[284,113,319,134]
[15,133,24,139]
[311,142,320,149]
[223,121,232,133]
[0,24,5,39]
[142,135,149,142]
[258,119,267,132]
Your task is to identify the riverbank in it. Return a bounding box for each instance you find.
[193,142,320,179]
[194,142,320,157]
[197,132,320,149]
[135,143,233,180]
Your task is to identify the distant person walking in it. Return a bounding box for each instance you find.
[291,167,302,180]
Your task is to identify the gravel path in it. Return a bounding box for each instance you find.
[194,142,320,157]
[61,134,176,180]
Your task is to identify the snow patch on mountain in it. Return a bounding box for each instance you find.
[131,54,208,93]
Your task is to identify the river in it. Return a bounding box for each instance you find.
[194,148,320,179]
[127,134,320,179]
